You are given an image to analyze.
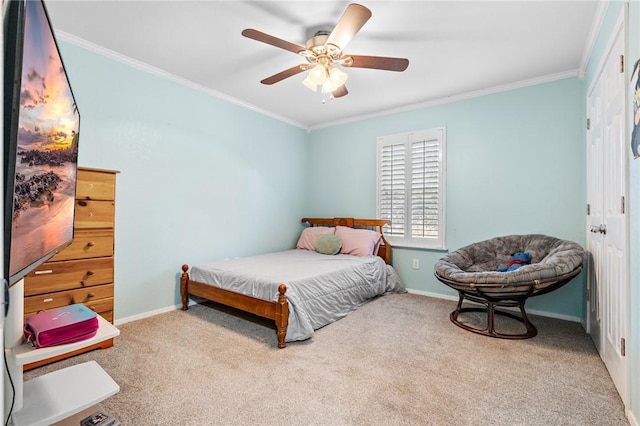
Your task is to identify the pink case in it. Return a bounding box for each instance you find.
[24,303,99,348]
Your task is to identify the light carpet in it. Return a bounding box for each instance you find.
[25,294,628,425]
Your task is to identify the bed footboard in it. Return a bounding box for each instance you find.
[180,264,289,348]
[275,284,288,348]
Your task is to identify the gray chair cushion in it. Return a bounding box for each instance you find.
[434,234,586,286]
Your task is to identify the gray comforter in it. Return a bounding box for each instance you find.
[191,249,405,342]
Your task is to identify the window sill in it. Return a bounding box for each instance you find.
[388,242,448,252]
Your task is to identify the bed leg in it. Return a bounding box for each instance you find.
[275,284,289,348]
[181,264,189,311]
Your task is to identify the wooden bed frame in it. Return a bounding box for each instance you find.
[180,217,392,348]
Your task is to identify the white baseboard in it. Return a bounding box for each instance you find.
[118,290,582,326]
[406,288,459,302]
[406,288,582,324]
[114,299,197,326]
[628,408,639,426]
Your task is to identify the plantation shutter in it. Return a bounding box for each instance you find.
[379,142,406,236]
[376,128,446,249]
[410,134,441,239]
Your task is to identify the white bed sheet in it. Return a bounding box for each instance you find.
[190,249,405,342]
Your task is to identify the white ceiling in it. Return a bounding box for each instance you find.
[44,1,601,129]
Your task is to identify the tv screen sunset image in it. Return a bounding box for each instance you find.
[9,0,80,276]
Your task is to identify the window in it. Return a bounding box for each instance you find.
[376,127,446,250]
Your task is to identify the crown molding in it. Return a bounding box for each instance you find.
[56,29,583,134]
[54,30,310,131]
[309,69,581,131]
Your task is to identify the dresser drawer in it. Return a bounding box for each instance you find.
[24,299,114,325]
[77,169,115,201]
[48,229,114,261]
[24,257,114,296]
[74,200,114,229]
[24,284,114,315]
[86,297,114,316]
[97,310,113,323]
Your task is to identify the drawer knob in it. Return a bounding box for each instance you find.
[86,241,95,247]
[78,200,87,207]
[86,270,95,276]
[88,292,95,298]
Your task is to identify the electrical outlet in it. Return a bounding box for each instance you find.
[412,258,420,269]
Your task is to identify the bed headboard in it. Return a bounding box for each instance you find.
[300,217,392,264]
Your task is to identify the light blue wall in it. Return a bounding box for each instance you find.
[58,41,309,320]
[61,32,591,326]
[308,78,586,319]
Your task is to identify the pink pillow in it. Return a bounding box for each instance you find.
[296,227,336,250]
[335,226,382,257]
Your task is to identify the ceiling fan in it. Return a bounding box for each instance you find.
[241,3,409,99]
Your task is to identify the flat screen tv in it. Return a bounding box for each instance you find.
[3,0,80,287]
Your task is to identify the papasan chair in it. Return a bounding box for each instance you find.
[434,234,586,339]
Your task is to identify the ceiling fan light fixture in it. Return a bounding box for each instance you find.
[303,65,349,94]
[309,64,329,85]
[320,79,334,94]
[302,75,317,92]
[329,67,348,88]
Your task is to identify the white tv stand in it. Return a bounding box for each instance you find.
[4,280,120,426]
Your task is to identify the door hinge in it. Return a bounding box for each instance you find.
[587,204,591,215]
[621,196,625,214]
[621,338,626,356]
[586,118,591,130]
[620,55,625,73]
[586,288,591,302]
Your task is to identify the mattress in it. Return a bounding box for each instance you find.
[190,249,405,342]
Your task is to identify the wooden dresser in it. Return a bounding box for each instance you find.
[23,167,119,370]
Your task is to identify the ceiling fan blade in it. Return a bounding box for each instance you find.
[242,28,305,55]
[347,55,409,72]
[332,85,348,98]
[260,65,307,85]
[326,4,372,51]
